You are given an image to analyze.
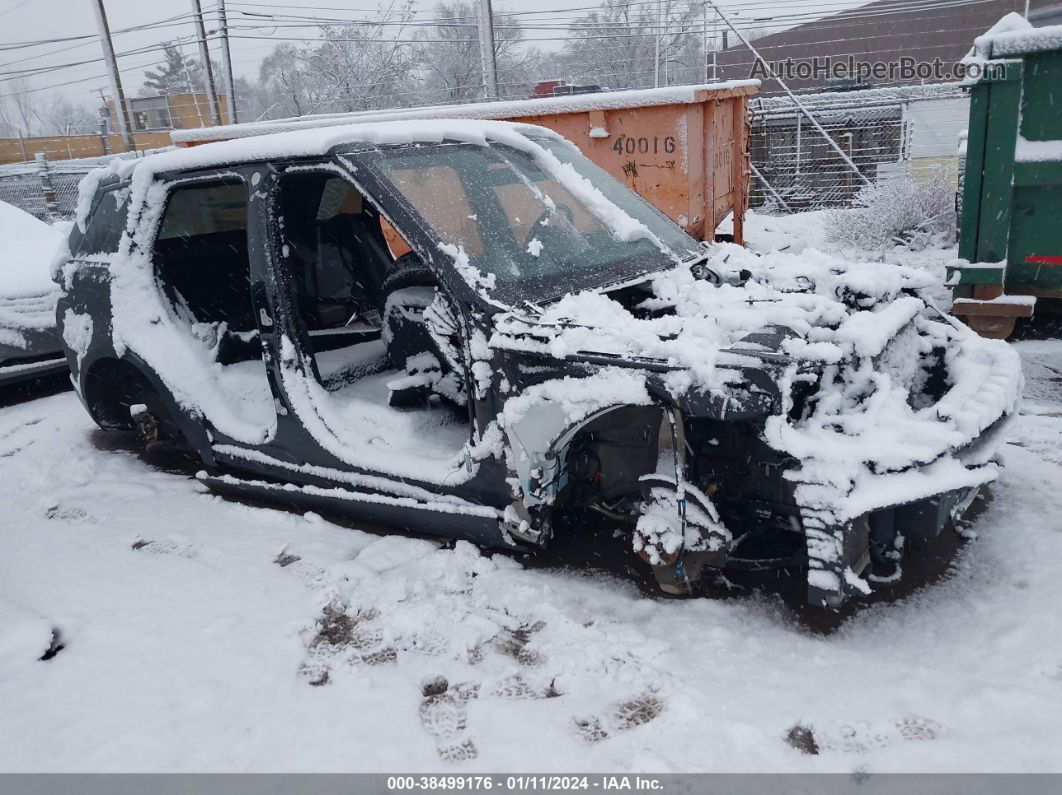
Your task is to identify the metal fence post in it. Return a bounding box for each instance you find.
[34,152,58,222]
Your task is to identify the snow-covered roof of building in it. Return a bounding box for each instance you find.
[170,80,760,145]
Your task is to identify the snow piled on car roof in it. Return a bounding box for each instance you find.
[73,118,570,233]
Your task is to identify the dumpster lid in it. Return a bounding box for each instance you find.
[987,22,1062,57]
[964,11,1062,63]
[170,80,760,146]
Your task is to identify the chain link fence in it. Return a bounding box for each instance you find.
[748,83,970,213]
[0,159,94,222]
[0,151,148,222]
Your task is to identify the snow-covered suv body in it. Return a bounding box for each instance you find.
[54,120,1021,608]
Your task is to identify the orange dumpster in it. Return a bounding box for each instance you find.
[170,81,760,244]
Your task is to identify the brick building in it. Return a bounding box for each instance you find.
[108,92,231,132]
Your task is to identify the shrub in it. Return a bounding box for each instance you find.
[825,174,957,252]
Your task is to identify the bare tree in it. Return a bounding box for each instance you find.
[231,76,271,123]
[560,0,709,90]
[0,90,22,137]
[39,96,97,135]
[303,13,420,113]
[258,44,317,118]
[0,77,46,136]
[417,1,545,103]
[255,3,420,118]
[0,82,97,138]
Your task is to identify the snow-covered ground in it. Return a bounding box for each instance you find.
[1,214,1060,773]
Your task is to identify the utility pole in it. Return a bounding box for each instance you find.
[190,0,222,125]
[218,0,238,123]
[96,88,111,155]
[91,0,136,152]
[654,0,661,87]
[702,4,709,83]
[712,7,720,80]
[477,0,498,100]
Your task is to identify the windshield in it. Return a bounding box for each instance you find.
[360,137,701,304]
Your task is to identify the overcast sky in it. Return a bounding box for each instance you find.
[0,0,863,108]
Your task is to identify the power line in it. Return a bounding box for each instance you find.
[0,0,33,19]
[228,15,992,46]
[0,0,996,118]
[0,7,218,53]
[219,0,996,41]
[0,30,223,85]
[223,0,990,31]
[0,0,992,70]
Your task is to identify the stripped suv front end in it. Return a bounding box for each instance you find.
[485,249,1020,607]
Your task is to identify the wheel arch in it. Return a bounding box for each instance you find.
[79,352,215,464]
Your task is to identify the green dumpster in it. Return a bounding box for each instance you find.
[951,14,1062,338]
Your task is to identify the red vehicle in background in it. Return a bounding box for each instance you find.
[529,80,603,98]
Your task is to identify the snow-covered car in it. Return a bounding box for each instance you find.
[53,120,1022,608]
[0,201,69,386]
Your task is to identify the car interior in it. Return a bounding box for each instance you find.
[155,179,257,338]
[275,171,393,383]
[150,171,471,461]
[274,170,471,461]
[152,178,277,433]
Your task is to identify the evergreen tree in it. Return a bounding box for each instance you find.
[142,42,204,96]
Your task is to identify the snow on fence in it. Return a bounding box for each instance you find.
[748,83,969,212]
[0,150,154,222]
[0,157,102,222]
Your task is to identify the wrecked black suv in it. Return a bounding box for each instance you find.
[54,120,1021,608]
